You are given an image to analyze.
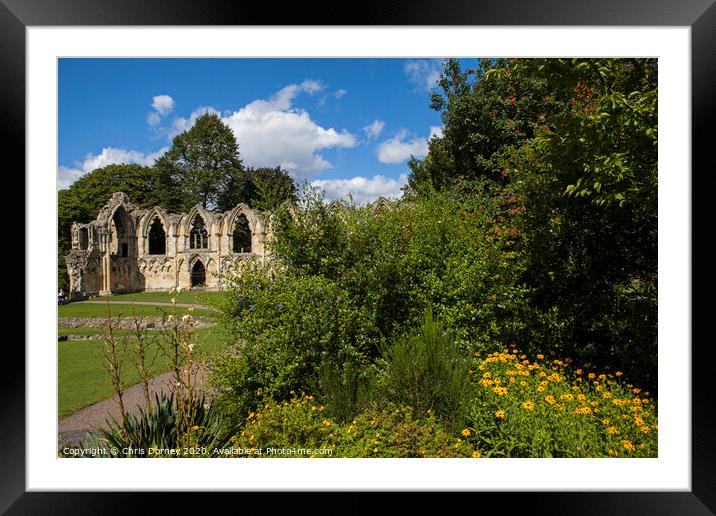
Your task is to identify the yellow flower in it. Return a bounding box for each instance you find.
[492,386,508,396]
[322,419,330,427]
[495,409,506,419]
[607,426,619,435]
[576,369,583,375]
[472,450,481,458]
[640,426,651,434]
[615,371,623,377]
[461,428,471,437]
[588,373,596,380]
[521,401,535,411]
[621,440,636,452]
[545,395,556,405]
[602,392,611,399]
[536,354,544,360]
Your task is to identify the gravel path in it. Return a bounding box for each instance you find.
[58,366,209,449]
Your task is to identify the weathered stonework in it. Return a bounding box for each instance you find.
[65,192,271,299]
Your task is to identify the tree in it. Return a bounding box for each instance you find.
[155,113,243,212]
[407,57,658,389]
[405,58,562,196]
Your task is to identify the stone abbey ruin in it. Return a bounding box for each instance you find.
[64,192,270,299]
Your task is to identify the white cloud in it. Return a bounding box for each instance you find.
[375,126,442,164]
[363,119,385,140]
[57,146,168,190]
[147,94,175,129]
[404,59,442,92]
[57,166,86,190]
[311,174,408,204]
[151,95,175,116]
[220,80,357,178]
[334,89,348,99]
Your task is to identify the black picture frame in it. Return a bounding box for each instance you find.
[7,0,713,513]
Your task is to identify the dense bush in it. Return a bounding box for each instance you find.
[228,395,479,458]
[210,263,376,430]
[465,349,657,457]
[271,183,550,350]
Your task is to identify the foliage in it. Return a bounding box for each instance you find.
[228,395,478,458]
[465,349,657,457]
[314,358,375,424]
[503,59,658,388]
[377,310,472,433]
[271,183,545,350]
[153,112,243,211]
[93,392,232,457]
[404,58,658,390]
[218,166,298,212]
[209,262,376,431]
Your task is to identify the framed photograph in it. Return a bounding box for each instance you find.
[10,0,712,511]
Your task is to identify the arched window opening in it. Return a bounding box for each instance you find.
[232,214,252,253]
[79,228,89,250]
[191,260,206,287]
[148,217,166,255]
[111,208,130,257]
[189,214,208,249]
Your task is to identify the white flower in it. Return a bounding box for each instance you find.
[167,315,174,322]
[182,314,191,322]
[171,297,176,304]
[176,287,183,293]
[188,343,195,352]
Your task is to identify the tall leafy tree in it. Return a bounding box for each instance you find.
[155,112,243,211]
[407,57,658,389]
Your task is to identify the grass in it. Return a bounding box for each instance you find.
[58,302,216,319]
[59,327,130,337]
[89,290,227,306]
[58,327,230,419]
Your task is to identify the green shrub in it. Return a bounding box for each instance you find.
[210,263,376,430]
[228,394,479,458]
[314,358,375,424]
[271,184,539,351]
[377,310,472,433]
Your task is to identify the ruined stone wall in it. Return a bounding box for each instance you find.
[65,192,272,298]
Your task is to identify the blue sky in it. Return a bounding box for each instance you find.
[58,58,471,202]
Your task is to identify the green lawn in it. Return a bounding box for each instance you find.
[58,302,216,319]
[58,327,230,419]
[59,327,130,337]
[90,290,227,306]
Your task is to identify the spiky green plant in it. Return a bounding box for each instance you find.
[94,392,232,456]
